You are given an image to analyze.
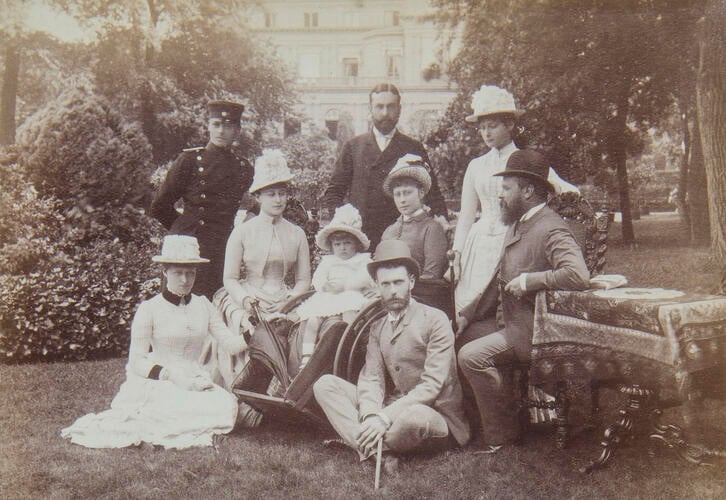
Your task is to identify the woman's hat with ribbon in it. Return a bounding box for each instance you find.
[315,203,371,252]
[382,153,432,197]
[465,85,524,123]
[249,148,294,194]
[152,235,210,264]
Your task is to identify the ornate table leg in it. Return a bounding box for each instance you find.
[580,384,654,473]
[554,381,570,449]
[649,409,726,466]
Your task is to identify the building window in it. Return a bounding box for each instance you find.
[304,12,319,28]
[385,11,400,26]
[343,58,359,78]
[386,50,401,78]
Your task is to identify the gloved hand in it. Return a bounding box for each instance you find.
[167,367,214,392]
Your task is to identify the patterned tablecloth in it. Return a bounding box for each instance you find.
[530,288,726,401]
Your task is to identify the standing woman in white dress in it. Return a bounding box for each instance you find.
[452,85,578,326]
[61,235,246,449]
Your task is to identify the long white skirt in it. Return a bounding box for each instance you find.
[60,375,238,449]
[455,218,507,315]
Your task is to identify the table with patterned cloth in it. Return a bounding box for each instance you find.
[529,288,726,470]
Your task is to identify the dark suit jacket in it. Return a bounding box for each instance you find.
[323,130,448,246]
[357,299,470,446]
[498,205,590,360]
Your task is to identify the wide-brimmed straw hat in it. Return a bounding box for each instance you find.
[382,154,432,197]
[249,149,294,194]
[465,85,525,123]
[367,239,420,280]
[493,149,554,192]
[315,204,370,252]
[152,235,210,264]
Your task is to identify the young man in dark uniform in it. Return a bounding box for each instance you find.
[151,101,253,299]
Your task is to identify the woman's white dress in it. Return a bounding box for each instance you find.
[295,252,374,320]
[454,143,579,314]
[61,294,240,449]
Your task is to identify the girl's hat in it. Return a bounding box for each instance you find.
[152,235,210,264]
[315,204,370,252]
[465,85,524,123]
[249,149,294,194]
[382,153,432,197]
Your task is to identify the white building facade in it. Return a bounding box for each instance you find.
[247,0,459,138]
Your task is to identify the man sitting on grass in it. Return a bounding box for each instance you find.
[457,149,590,453]
[313,240,470,469]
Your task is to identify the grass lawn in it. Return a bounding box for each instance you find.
[1,213,725,499]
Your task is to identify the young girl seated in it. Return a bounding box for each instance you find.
[295,204,376,368]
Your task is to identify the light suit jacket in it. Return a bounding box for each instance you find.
[357,299,470,446]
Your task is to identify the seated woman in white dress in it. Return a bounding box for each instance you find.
[295,203,376,369]
[452,85,579,334]
[61,235,246,449]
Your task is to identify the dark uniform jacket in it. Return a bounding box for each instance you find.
[150,143,253,298]
[323,130,448,247]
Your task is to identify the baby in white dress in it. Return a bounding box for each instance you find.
[295,204,376,368]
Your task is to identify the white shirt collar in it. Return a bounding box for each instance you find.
[373,126,397,152]
[401,207,426,222]
[387,304,409,323]
[494,141,517,159]
[520,202,546,222]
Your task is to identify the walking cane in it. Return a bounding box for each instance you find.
[374,438,383,490]
[447,250,458,331]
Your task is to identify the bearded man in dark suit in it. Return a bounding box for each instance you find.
[457,149,590,453]
[323,83,448,247]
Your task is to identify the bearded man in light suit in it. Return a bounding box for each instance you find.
[313,240,470,467]
[323,83,448,248]
[457,149,590,453]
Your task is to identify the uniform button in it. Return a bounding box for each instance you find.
[200,193,206,199]
[196,156,202,161]
[199,220,205,226]
[395,366,400,372]
[200,180,206,186]
[198,166,204,172]
[199,207,205,212]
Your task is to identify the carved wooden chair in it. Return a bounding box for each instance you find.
[513,191,611,448]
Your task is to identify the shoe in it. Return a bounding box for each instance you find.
[236,403,263,429]
[322,438,350,450]
[473,445,504,455]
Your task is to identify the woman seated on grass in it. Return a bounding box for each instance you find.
[61,235,246,449]
[380,153,448,281]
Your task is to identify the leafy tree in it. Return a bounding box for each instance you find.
[696,0,726,268]
[431,0,701,243]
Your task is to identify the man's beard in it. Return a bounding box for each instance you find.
[373,117,397,135]
[500,197,526,225]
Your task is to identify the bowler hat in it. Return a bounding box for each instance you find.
[367,240,420,280]
[493,149,554,192]
[208,100,244,124]
[152,235,210,264]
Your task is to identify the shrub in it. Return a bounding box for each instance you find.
[0,204,163,363]
[15,86,155,208]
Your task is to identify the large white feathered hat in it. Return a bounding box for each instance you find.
[465,85,524,123]
[315,203,370,252]
[152,235,210,264]
[249,148,294,193]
